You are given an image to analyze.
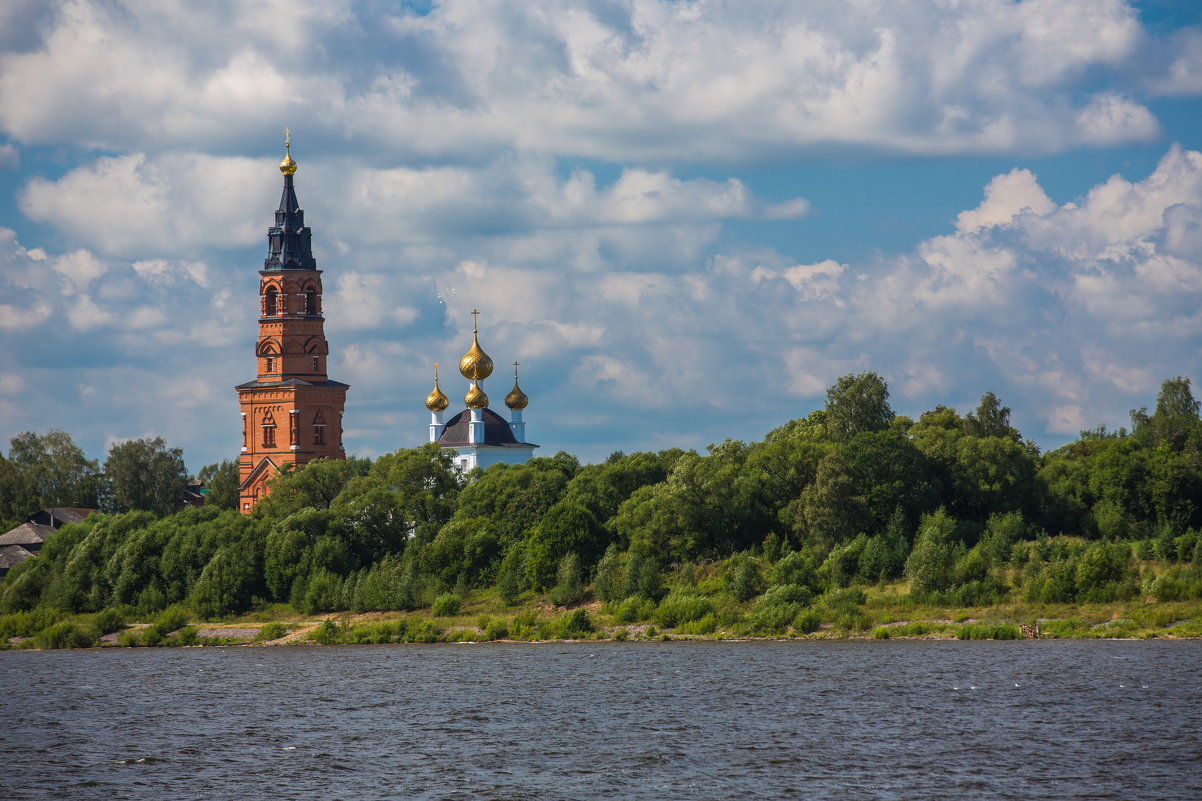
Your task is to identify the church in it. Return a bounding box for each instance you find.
[235,135,534,512]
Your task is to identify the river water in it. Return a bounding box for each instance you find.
[1,640,1199,800]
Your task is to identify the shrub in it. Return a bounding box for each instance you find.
[749,601,800,634]
[117,629,141,647]
[432,593,462,617]
[612,596,655,624]
[592,544,625,604]
[835,608,872,633]
[92,608,127,635]
[35,621,99,649]
[0,608,64,640]
[483,618,509,641]
[509,609,540,640]
[254,622,289,643]
[760,584,814,607]
[311,619,340,644]
[173,626,198,646]
[654,592,715,628]
[676,613,718,635]
[612,626,628,641]
[549,609,593,639]
[549,553,584,607]
[728,556,763,602]
[792,608,823,634]
[150,606,189,637]
[956,623,1020,640]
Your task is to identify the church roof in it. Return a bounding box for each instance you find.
[235,378,350,389]
[438,408,535,448]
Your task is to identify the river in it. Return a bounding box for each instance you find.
[1,640,1199,800]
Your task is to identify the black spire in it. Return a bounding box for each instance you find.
[264,146,317,271]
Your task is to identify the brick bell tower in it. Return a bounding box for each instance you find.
[235,131,349,512]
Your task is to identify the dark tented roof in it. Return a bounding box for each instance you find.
[438,408,533,447]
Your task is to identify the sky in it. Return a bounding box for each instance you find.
[1,0,1201,473]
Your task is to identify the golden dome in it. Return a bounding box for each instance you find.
[465,380,489,410]
[280,127,297,175]
[505,361,528,410]
[425,364,449,412]
[458,310,494,381]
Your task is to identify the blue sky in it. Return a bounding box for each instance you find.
[1,0,1201,472]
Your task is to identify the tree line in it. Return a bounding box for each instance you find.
[2,373,1200,624]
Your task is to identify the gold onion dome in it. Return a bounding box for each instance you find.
[505,362,528,410]
[465,380,489,410]
[425,364,449,412]
[279,128,297,175]
[458,310,494,381]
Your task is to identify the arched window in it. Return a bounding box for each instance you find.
[262,412,277,448]
[313,411,327,445]
[264,287,278,316]
[304,288,318,315]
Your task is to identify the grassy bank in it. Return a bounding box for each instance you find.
[4,578,1200,649]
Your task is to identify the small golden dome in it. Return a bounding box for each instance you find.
[505,361,528,410]
[280,127,297,175]
[465,380,489,410]
[458,310,494,381]
[425,364,449,412]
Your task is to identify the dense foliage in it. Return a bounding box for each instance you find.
[3,374,1202,637]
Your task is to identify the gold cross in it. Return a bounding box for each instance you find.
[433,362,440,381]
[513,361,520,378]
[284,127,292,156]
[471,308,480,333]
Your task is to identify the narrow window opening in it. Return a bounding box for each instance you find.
[265,287,278,316]
[312,356,320,372]
[262,413,277,448]
[265,356,275,373]
[313,411,327,445]
[305,290,318,315]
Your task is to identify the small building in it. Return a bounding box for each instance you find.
[425,312,537,472]
[0,508,97,578]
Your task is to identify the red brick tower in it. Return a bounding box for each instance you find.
[235,133,349,512]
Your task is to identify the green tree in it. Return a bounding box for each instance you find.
[964,392,1020,441]
[251,457,371,518]
[825,372,894,443]
[103,436,188,516]
[1,430,102,524]
[197,460,240,510]
[549,552,584,606]
[904,508,958,596]
[592,544,625,604]
[1146,376,1201,451]
[793,451,866,549]
[525,501,604,589]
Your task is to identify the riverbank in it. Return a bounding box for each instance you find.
[6,591,1201,649]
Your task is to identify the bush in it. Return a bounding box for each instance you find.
[35,621,99,649]
[792,608,823,634]
[432,593,462,617]
[173,626,198,646]
[92,608,127,635]
[749,601,800,634]
[254,622,289,643]
[612,595,655,624]
[483,618,509,641]
[117,629,141,647]
[835,608,872,633]
[592,544,625,604]
[509,609,541,640]
[549,609,593,639]
[760,584,814,607]
[0,608,64,640]
[654,592,715,628]
[956,623,1020,640]
[549,553,584,607]
[311,619,340,644]
[676,613,718,635]
[727,555,764,602]
[150,606,189,637]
